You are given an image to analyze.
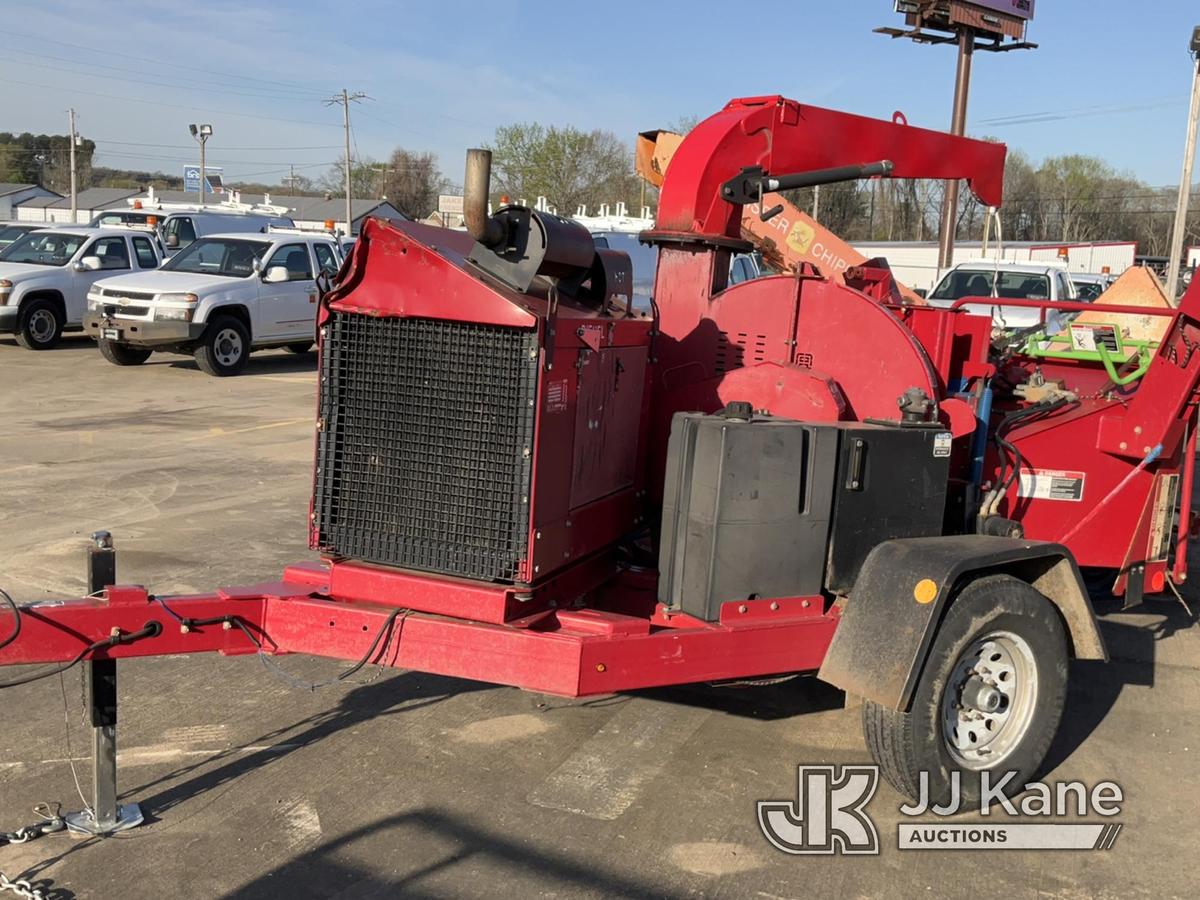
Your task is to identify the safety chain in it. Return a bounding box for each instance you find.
[0,872,48,900]
[0,808,65,900]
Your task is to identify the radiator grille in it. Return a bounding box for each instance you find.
[314,313,539,582]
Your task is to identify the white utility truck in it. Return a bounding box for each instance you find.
[84,231,341,375]
[0,226,164,349]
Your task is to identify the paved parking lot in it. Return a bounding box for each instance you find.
[1,334,1197,899]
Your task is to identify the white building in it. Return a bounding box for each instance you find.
[0,183,61,220]
[851,240,1139,293]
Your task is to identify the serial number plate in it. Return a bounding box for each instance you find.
[101,328,121,340]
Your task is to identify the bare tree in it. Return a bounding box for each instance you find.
[376,149,448,219]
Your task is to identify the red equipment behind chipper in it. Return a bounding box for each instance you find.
[3,96,1198,834]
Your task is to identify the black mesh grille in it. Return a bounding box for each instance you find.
[314,313,538,582]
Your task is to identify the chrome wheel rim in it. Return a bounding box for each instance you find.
[28,309,56,343]
[213,328,244,367]
[941,630,1038,770]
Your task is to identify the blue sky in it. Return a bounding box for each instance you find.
[3,0,1199,188]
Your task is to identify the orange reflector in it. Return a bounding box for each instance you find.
[913,579,938,604]
[1151,570,1165,593]
[1101,265,1111,274]
[324,219,335,230]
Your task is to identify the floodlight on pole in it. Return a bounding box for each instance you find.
[189,123,213,207]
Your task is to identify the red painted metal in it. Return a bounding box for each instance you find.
[652,96,1005,244]
[7,92,1200,699]
[1,575,839,698]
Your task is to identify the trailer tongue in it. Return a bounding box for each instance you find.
[3,97,1198,828]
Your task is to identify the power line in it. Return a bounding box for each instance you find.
[93,140,342,151]
[1,57,329,105]
[0,76,341,129]
[0,47,328,101]
[0,29,330,95]
[978,97,1187,127]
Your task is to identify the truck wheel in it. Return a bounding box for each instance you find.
[14,299,63,350]
[862,575,1068,806]
[284,342,312,354]
[98,339,152,366]
[194,316,250,376]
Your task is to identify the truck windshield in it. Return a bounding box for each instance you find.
[0,232,87,266]
[930,269,1052,301]
[162,238,268,277]
[0,225,34,249]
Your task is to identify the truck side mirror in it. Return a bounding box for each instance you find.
[263,266,289,284]
[75,256,102,272]
[166,234,179,249]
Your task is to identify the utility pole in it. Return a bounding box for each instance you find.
[68,108,78,223]
[937,28,975,269]
[289,163,296,194]
[325,89,368,235]
[1166,27,1200,301]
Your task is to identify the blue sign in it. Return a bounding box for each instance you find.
[182,165,223,194]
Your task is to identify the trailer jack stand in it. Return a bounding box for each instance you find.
[64,532,143,837]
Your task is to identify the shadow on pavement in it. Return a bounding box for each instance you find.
[1043,592,1196,775]
[126,670,486,820]
[225,807,684,900]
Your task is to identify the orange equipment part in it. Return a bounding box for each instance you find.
[636,129,925,305]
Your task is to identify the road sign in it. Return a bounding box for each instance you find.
[183,165,224,194]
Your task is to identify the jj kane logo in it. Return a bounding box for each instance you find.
[758,766,1124,855]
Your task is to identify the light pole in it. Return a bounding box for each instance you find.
[188,123,213,208]
[1166,28,1200,301]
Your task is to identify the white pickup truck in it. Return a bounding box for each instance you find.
[925,259,1079,331]
[0,226,165,349]
[83,231,342,375]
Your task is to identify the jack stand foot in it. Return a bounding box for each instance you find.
[65,803,143,836]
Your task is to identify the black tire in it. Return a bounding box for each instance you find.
[98,339,152,366]
[863,574,1068,806]
[284,342,313,354]
[194,315,250,377]
[14,298,63,350]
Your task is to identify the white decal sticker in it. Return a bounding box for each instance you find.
[1018,469,1085,502]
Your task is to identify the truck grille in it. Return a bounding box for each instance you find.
[101,289,155,302]
[314,313,539,583]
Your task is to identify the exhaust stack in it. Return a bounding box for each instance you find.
[464,148,504,247]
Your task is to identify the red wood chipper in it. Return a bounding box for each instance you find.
[3,96,1199,835]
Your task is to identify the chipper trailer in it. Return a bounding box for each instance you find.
[2,96,1199,839]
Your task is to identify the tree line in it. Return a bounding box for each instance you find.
[7,123,1195,254]
[782,148,1191,255]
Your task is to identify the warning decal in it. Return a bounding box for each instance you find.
[1018,469,1085,502]
[545,377,569,413]
[933,432,953,458]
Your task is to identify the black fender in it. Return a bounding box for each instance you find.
[817,535,1107,711]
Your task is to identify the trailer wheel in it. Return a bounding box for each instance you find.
[194,316,250,376]
[15,299,63,350]
[862,574,1068,806]
[98,340,152,366]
